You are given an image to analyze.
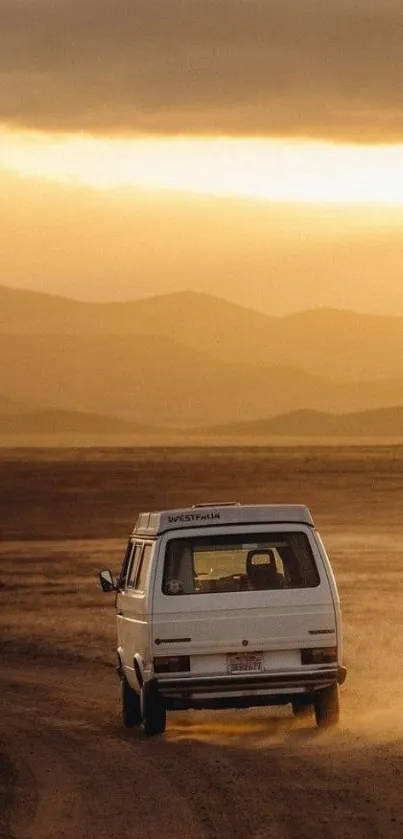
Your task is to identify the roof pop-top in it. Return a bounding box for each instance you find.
[132,503,314,537]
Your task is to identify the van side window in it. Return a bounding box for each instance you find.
[126,544,143,589]
[118,540,134,589]
[134,544,153,592]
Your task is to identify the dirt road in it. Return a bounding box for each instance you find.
[2,447,403,838]
[2,651,403,839]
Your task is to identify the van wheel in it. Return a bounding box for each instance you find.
[121,676,142,728]
[291,700,313,718]
[314,685,340,728]
[142,680,167,737]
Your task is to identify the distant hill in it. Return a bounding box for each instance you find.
[2,285,403,430]
[0,407,155,435]
[3,405,403,440]
[201,407,403,437]
[2,284,403,381]
[1,332,402,428]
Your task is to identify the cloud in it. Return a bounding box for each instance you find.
[1,0,403,141]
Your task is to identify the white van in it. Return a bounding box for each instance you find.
[99,502,346,736]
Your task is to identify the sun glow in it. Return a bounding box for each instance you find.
[1,129,403,204]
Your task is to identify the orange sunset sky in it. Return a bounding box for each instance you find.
[1,0,403,315]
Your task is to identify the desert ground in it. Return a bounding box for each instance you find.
[1,445,403,839]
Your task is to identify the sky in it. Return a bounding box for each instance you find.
[1,0,403,315]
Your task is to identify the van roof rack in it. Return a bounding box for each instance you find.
[192,502,240,508]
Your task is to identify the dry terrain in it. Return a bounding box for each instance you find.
[1,445,403,838]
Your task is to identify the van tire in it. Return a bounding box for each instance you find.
[121,676,142,728]
[142,681,167,737]
[314,685,340,728]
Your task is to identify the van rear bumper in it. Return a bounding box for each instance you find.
[158,665,346,698]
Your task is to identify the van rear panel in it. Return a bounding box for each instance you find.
[150,524,339,701]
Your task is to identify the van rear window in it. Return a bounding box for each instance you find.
[162,532,319,595]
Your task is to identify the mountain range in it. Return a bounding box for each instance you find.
[200,407,403,438]
[3,399,403,440]
[3,284,403,381]
[1,285,403,438]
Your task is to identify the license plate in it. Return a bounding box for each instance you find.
[227,652,263,673]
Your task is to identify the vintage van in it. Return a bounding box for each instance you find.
[99,502,346,736]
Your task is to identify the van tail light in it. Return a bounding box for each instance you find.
[154,656,191,674]
[301,647,337,665]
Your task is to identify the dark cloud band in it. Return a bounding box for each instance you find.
[1,0,403,140]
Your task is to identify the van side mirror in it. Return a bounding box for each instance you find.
[99,569,116,592]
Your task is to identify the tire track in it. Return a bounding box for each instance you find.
[142,729,287,839]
